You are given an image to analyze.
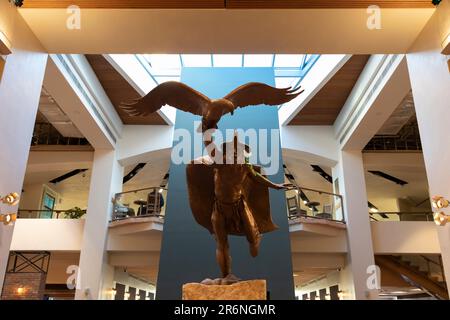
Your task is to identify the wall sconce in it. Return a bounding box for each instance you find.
[432,196,450,226]
[434,211,450,226]
[16,286,25,295]
[337,290,344,300]
[124,291,130,300]
[0,213,17,225]
[1,192,20,206]
[0,192,20,225]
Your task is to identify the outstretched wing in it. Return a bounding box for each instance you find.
[223,82,303,109]
[120,81,211,117]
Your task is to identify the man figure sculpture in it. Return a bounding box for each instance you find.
[186,133,291,284]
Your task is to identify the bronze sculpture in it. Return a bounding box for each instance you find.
[121,81,303,132]
[121,81,301,284]
[187,134,292,284]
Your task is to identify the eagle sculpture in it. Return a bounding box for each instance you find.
[120,81,303,132]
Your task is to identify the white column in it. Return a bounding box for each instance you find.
[406,0,450,293]
[0,6,48,294]
[332,150,378,300]
[75,149,123,300]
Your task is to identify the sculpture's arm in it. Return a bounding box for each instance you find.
[246,165,287,190]
[203,129,217,159]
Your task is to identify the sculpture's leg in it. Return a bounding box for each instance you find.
[241,200,261,257]
[211,206,231,278]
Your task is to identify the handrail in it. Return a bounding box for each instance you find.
[369,211,434,222]
[289,186,343,198]
[286,185,345,223]
[116,186,167,196]
[18,209,86,219]
[113,186,167,222]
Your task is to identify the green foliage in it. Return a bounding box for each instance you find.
[65,207,86,219]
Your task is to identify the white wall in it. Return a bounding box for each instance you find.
[10,219,84,251]
[281,126,339,166]
[117,125,173,166]
[371,222,440,254]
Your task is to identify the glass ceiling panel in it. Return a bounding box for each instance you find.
[114,53,320,110]
[243,54,274,67]
[181,54,212,67]
[275,77,300,89]
[274,54,305,68]
[145,54,181,69]
[154,76,181,84]
[213,54,243,67]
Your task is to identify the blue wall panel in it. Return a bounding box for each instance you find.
[156,68,294,300]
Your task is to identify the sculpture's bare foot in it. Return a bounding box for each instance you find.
[200,274,241,285]
[220,274,241,285]
[200,278,221,285]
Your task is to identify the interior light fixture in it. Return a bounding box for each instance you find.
[0,213,17,225]
[337,290,344,300]
[16,286,25,295]
[432,195,449,209]
[124,291,130,300]
[433,211,450,226]
[158,188,164,194]
[1,192,20,206]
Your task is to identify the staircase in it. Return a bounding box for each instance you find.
[375,255,448,300]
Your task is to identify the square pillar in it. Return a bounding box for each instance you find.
[332,150,378,300]
[0,10,48,294]
[75,149,123,300]
[406,0,450,294]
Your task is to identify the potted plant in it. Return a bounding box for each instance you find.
[65,207,86,219]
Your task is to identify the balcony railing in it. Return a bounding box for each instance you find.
[111,186,345,224]
[112,187,167,222]
[32,123,89,146]
[370,211,434,222]
[285,186,345,223]
[18,209,86,219]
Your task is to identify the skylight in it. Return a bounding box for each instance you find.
[274,54,305,68]
[244,54,274,67]
[213,54,243,67]
[181,54,212,67]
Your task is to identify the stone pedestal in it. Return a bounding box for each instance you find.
[182,280,266,300]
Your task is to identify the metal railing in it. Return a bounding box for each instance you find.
[369,211,434,222]
[112,187,167,222]
[18,209,86,219]
[285,186,345,223]
[32,123,89,146]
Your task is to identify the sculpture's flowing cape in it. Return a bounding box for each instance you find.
[186,162,279,235]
